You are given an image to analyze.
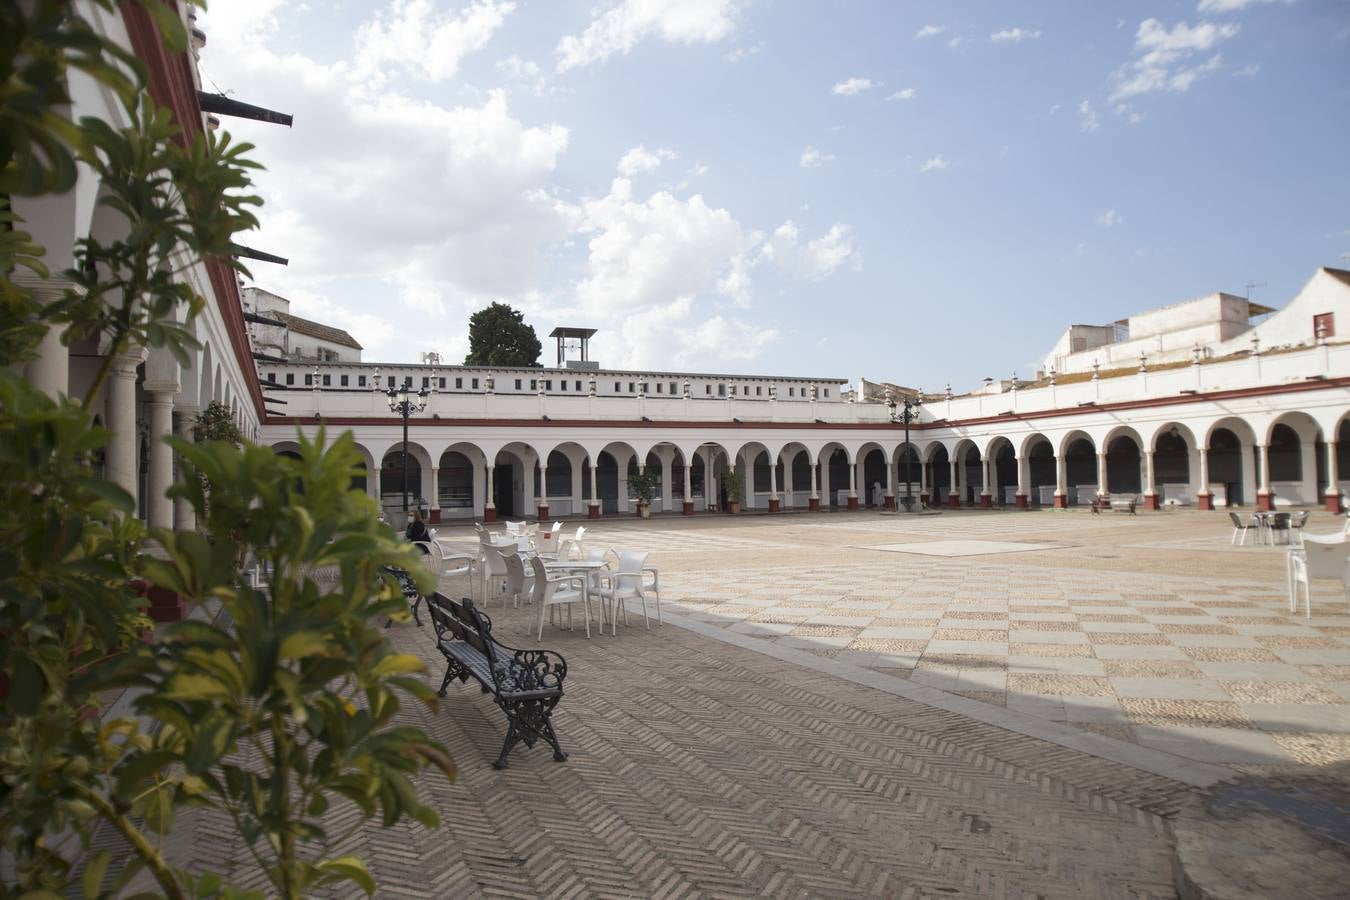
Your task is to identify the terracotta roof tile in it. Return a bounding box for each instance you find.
[275,311,362,350]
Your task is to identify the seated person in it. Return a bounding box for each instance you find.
[405,509,431,552]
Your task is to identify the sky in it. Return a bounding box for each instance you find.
[199,0,1350,390]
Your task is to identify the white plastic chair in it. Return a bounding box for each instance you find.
[571,525,587,558]
[595,550,652,633]
[527,555,589,639]
[536,529,562,559]
[479,546,512,608]
[505,521,524,536]
[503,551,536,609]
[1289,532,1350,617]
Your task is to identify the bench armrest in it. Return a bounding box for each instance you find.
[486,635,568,694]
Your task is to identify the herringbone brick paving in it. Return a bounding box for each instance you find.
[149,599,1187,898]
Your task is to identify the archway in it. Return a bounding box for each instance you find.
[1267,412,1322,505]
[1104,429,1143,496]
[1021,434,1055,506]
[953,440,983,506]
[1060,432,1097,506]
[1207,428,1246,507]
[860,446,887,507]
[895,443,921,508]
[381,448,423,512]
[988,438,1017,506]
[438,450,475,520]
[1151,424,1195,506]
[926,444,951,506]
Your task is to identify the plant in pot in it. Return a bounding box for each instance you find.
[720,469,745,514]
[627,469,661,518]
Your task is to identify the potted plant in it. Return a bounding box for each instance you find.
[720,469,745,514]
[627,470,661,518]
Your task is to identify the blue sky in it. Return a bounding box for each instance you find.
[201,0,1350,389]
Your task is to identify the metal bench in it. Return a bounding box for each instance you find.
[426,593,569,769]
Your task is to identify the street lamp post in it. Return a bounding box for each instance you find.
[887,393,923,512]
[386,385,429,512]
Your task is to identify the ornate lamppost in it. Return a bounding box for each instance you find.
[386,384,428,512]
[887,392,923,511]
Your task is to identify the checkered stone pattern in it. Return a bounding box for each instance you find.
[668,551,1350,770]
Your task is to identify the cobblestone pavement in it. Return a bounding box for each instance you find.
[439,508,1350,773]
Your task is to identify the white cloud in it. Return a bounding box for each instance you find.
[617,145,677,176]
[915,24,945,39]
[886,88,916,101]
[756,221,861,279]
[1096,209,1124,227]
[1078,100,1100,131]
[1236,62,1261,76]
[1197,0,1294,11]
[799,146,835,168]
[724,42,762,62]
[919,155,949,172]
[947,36,970,49]
[1110,18,1239,102]
[990,27,1042,43]
[1048,102,1062,115]
[496,54,550,95]
[355,0,515,81]
[832,77,876,95]
[197,2,573,361]
[555,0,745,71]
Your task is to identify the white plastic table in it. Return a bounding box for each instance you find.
[544,560,610,630]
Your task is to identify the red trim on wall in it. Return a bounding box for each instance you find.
[122,3,266,418]
[266,377,1350,431]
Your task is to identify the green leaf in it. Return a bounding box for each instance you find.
[81,849,112,899]
[315,857,375,896]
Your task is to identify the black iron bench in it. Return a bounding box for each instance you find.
[381,565,425,626]
[425,593,569,769]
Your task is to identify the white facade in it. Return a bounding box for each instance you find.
[245,287,363,364]
[255,268,1350,523]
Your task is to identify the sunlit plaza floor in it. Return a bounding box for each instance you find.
[147,508,1350,897]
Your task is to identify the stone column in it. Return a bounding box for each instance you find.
[847,458,859,510]
[809,459,821,512]
[884,455,896,510]
[920,458,929,498]
[948,458,960,508]
[682,460,694,515]
[145,391,175,528]
[1256,443,1274,511]
[1197,447,1213,510]
[820,456,832,509]
[104,354,141,510]
[1096,451,1109,509]
[768,455,781,512]
[659,449,674,512]
[484,461,497,523]
[980,457,993,508]
[1143,450,1159,510]
[536,458,549,520]
[783,456,796,509]
[1326,441,1342,513]
[588,459,601,519]
[1015,455,1029,508]
[172,409,196,531]
[18,276,72,400]
[428,466,441,523]
[1054,454,1067,508]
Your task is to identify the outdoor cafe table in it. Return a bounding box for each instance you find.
[543,559,611,631]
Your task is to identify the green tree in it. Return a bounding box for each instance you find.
[0,3,454,897]
[192,400,245,446]
[463,301,542,367]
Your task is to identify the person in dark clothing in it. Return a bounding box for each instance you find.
[405,508,431,552]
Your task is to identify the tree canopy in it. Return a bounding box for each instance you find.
[464,302,541,367]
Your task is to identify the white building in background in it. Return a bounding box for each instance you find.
[255,268,1350,524]
[244,287,362,363]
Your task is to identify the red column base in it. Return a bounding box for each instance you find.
[980,494,992,509]
[537,504,549,520]
[429,508,441,524]
[948,493,961,509]
[883,495,896,510]
[484,507,497,523]
[847,495,859,510]
[1053,493,1067,509]
[132,579,187,623]
[683,500,695,516]
[1197,493,1214,511]
[587,503,600,519]
[1015,493,1028,509]
[1326,493,1344,513]
[1256,491,1275,512]
[1143,493,1160,511]
[808,497,821,511]
[768,498,781,512]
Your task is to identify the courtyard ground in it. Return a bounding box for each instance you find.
[151,507,1350,897]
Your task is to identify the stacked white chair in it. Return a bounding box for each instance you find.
[529,555,590,639]
[595,550,653,633]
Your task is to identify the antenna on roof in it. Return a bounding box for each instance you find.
[1244,280,1266,302]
